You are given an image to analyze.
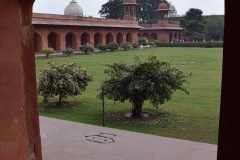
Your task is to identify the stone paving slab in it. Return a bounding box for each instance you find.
[40,116,217,160]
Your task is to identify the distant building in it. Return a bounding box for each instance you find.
[33,0,140,52]
[138,1,183,43]
[33,0,223,53]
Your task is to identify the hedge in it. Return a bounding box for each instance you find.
[158,42,223,48]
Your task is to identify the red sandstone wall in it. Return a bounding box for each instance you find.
[139,30,182,43]
[0,0,42,159]
[33,25,139,51]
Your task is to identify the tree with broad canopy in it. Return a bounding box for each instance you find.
[98,56,192,118]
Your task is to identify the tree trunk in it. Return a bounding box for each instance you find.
[132,102,143,118]
[58,94,62,105]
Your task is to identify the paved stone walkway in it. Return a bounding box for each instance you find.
[40,117,217,160]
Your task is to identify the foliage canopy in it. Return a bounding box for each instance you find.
[38,61,92,104]
[180,8,205,42]
[99,0,179,23]
[98,55,191,118]
[107,42,119,52]
[42,48,56,58]
[120,42,131,51]
[79,44,94,54]
[63,47,74,56]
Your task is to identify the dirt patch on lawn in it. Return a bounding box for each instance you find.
[106,110,175,125]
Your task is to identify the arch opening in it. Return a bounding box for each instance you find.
[117,32,123,46]
[48,32,60,51]
[142,33,149,40]
[94,32,103,48]
[81,32,90,45]
[126,33,132,44]
[150,33,158,41]
[106,33,113,45]
[170,33,173,42]
[65,32,77,49]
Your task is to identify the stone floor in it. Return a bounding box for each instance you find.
[40,116,217,160]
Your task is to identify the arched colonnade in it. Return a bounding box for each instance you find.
[33,30,134,52]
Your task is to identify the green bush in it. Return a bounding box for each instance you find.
[154,40,161,47]
[204,42,215,48]
[132,43,139,50]
[158,42,223,48]
[138,37,147,46]
[79,44,94,54]
[107,42,118,52]
[62,47,74,56]
[148,41,155,48]
[42,48,56,58]
[120,42,131,51]
[37,61,92,105]
[97,44,107,52]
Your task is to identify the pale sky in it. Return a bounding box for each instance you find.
[33,0,224,17]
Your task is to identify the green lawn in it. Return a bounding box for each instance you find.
[36,47,223,144]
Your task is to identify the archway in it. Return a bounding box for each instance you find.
[169,33,173,42]
[65,32,76,49]
[150,33,158,41]
[94,32,103,48]
[34,32,41,52]
[48,32,60,51]
[126,33,132,44]
[81,32,90,45]
[143,33,149,40]
[178,33,182,40]
[106,32,113,45]
[117,32,123,46]
[174,33,178,41]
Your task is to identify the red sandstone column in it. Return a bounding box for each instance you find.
[0,0,42,160]
[60,31,66,51]
[217,0,240,159]
[123,32,127,42]
[41,31,48,49]
[76,32,81,50]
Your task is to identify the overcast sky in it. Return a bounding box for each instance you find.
[33,0,224,17]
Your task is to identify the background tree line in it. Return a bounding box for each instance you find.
[99,0,224,41]
[98,0,179,23]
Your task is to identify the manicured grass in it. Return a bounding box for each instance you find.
[36,47,223,144]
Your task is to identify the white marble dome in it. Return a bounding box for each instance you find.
[64,0,83,16]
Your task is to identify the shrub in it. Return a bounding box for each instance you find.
[37,61,93,105]
[120,42,131,51]
[132,43,139,50]
[204,42,215,48]
[138,37,147,46]
[98,56,191,118]
[107,42,118,52]
[62,47,74,56]
[79,44,94,54]
[42,48,56,58]
[158,42,223,48]
[148,41,155,48]
[154,40,161,47]
[97,44,107,52]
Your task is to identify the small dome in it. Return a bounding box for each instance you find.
[64,0,83,16]
[158,2,169,10]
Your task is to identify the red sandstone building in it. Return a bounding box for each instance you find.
[33,0,183,53]
[138,2,183,43]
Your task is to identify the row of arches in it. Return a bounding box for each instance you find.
[138,33,158,41]
[169,33,182,42]
[34,31,133,52]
